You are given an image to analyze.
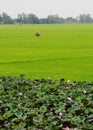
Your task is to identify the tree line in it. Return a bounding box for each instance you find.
[0,12,93,24]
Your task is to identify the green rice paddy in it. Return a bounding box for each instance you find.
[0,24,93,81]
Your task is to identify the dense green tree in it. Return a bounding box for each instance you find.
[46,15,64,24]
[17,14,23,23]
[28,14,40,24]
[64,17,78,23]
[0,15,2,24]
[17,13,28,24]
[1,12,13,24]
[78,14,93,23]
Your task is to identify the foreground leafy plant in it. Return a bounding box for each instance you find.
[0,75,93,130]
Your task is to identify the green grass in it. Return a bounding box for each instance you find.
[0,24,93,81]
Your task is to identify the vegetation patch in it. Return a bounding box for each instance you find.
[0,75,93,130]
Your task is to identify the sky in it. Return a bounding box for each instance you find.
[0,0,93,18]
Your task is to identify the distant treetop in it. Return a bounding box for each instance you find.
[0,12,93,24]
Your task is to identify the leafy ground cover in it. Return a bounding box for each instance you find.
[0,75,93,130]
[0,24,93,80]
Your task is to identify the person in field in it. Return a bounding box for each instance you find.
[35,32,40,37]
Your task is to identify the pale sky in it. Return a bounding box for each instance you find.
[0,0,93,18]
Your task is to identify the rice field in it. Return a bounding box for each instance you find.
[0,24,93,81]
